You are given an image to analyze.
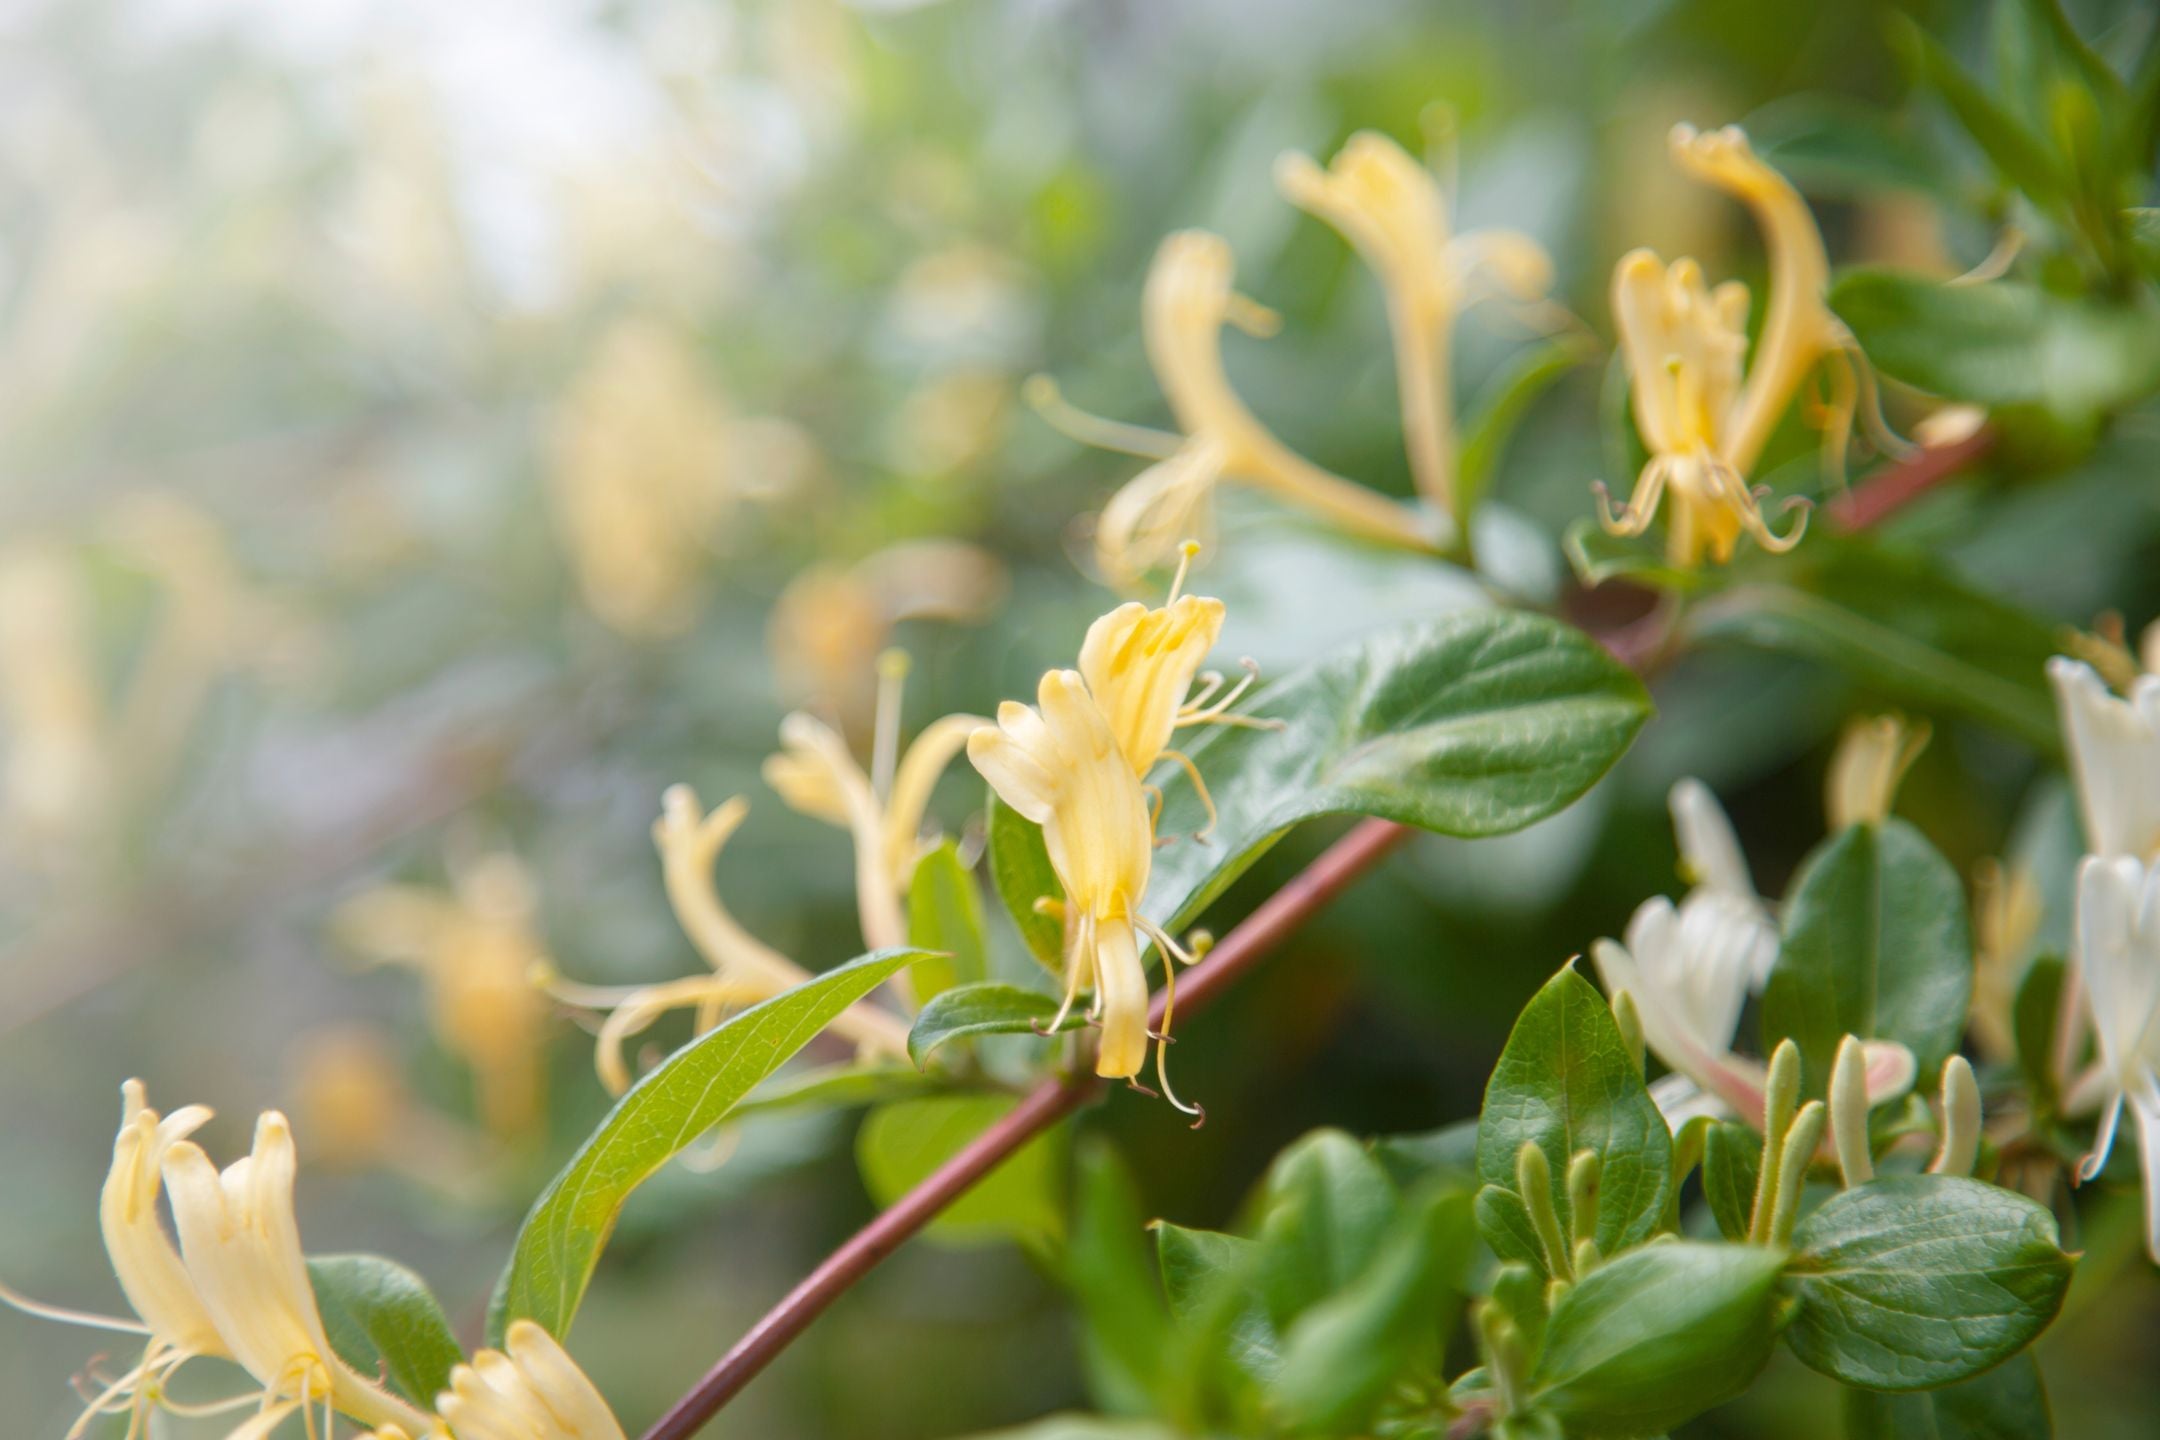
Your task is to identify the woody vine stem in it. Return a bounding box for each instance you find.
[639,432,1993,1440]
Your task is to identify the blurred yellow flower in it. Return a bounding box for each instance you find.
[549,318,732,637]
[1824,713,1928,831]
[0,542,108,843]
[436,1320,624,1440]
[1277,129,1555,525]
[543,785,912,1095]
[162,1111,434,1437]
[1970,858,2042,1065]
[1597,124,1871,566]
[1030,230,1439,585]
[331,849,553,1140]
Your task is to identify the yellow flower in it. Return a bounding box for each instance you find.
[970,669,1158,1083]
[162,1111,433,1437]
[1029,231,1439,585]
[541,785,912,1095]
[0,541,108,842]
[763,651,984,958]
[332,849,553,1140]
[1970,857,2042,1065]
[1597,124,1870,567]
[435,1320,624,1440]
[1824,714,1929,831]
[1276,130,1555,524]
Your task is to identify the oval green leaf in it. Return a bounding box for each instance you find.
[1844,1349,2052,1440]
[308,1253,464,1409]
[908,981,1084,1069]
[908,839,991,1002]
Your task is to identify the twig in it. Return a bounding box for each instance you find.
[639,816,1412,1440]
[1826,428,1995,533]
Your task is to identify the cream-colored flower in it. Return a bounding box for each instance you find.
[549,317,731,638]
[0,541,108,841]
[970,669,1160,1085]
[2049,654,2160,861]
[435,1320,624,1440]
[763,652,984,957]
[1970,857,2042,1065]
[1276,129,1554,523]
[1030,230,1439,585]
[2071,856,2160,1261]
[1824,714,1929,831]
[162,1111,433,1436]
[1597,125,1871,567]
[332,849,553,1140]
[542,785,912,1095]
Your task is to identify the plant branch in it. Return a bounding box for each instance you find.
[639,815,1413,1440]
[1826,427,1995,533]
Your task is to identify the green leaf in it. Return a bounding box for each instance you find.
[907,840,990,1002]
[1458,337,1592,523]
[1747,93,1962,199]
[1785,1175,2073,1390]
[1843,1349,2052,1439]
[1372,1117,1481,1191]
[491,947,929,1339]
[1830,269,2160,423]
[857,1094,1065,1249]
[1763,820,1973,1089]
[308,1254,464,1409]
[987,794,1066,972]
[729,1062,944,1120]
[1143,610,1651,937]
[1686,540,2063,752]
[1254,1130,1401,1333]
[1154,1222,1279,1383]
[908,981,1082,1069]
[1701,1122,1763,1243]
[1270,1188,1477,1433]
[1476,968,1673,1270]
[2014,955,2067,1116]
[1891,17,2068,208]
[1529,1242,1789,1437]
[1067,1141,1171,1415]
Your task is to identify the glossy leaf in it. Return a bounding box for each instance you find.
[1476,968,1673,1270]
[491,948,929,1339]
[1701,1121,1763,1243]
[1763,820,1973,1089]
[908,840,991,1002]
[308,1254,463,1409]
[1254,1130,1401,1332]
[1785,1176,2073,1390]
[908,981,1083,1068]
[1154,1222,1278,1383]
[729,1062,944,1120]
[857,1094,1065,1249]
[1843,1349,2052,1439]
[1530,1242,1789,1437]
[1067,1141,1171,1415]
[988,793,1066,971]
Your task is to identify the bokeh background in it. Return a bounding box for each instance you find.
[4,0,2158,1435]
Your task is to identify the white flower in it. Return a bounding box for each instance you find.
[2048,656,2160,861]
[2072,856,2160,1261]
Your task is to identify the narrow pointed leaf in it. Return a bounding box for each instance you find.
[909,981,1083,1068]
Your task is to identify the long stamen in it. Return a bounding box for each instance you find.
[1040,912,1093,1039]
[1165,539,1201,605]
[872,648,909,806]
[0,1277,149,1335]
[1022,375,1184,460]
[1182,670,1227,712]
[1158,750,1219,842]
[1145,929,1205,1128]
[1177,658,1265,726]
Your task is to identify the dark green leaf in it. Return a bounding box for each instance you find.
[1701,1122,1763,1243]
[988,793,1066,971]
[1891,17,2068,207]
[1254,1130,1401,1333]
[1530,1242,1789,1437]
[308,1254,464,1409]
[2014,954,2066,1116]
[1067,1141,1171,1416]
[1785,1175,2073,1390]
[1476,968,1673,1271]
[1830,269,2160,423]
[1475,1184,1547,1270]
[1372,1117,1481,1190]
[491,948,929,1339]
[908,840,991,1001]
[1270,1189,1476,1432]
[1458,337,1592,523]
[1154,1222,1279,1383]
[908,981,1081,1068]
[1843,1349,2052,1439]
[857,1094,1065,1248]
[1763,820,1973,1089]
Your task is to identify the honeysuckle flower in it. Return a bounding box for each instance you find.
[162,1111,434,1437]
[1824,714,1929,831]
[2049,654,2160,862]
[1666,777,1774,983]
[768,539,1006,726]
[1970,857,2042,1064]
[332,849,553,1140]
[435,1320,624,1440]
[541,785,911,1095]
[2,1081,235,1438]
[763,651,984,958]
[1276,129,1555,524]
[2070,856,2160,1261]
[1597,124,1874,567]
[970,669,1183,1095]
[1028,230,1440,585]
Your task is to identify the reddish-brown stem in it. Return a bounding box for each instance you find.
[1826,428,1994,533]
[639,816,1411,1440]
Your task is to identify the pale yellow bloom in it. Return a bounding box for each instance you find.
[162,1111,433,1436]
[549,317,732,637]
[333,850,553,1140]
[1598,124,1867,566]
[543,785,912,1095]
[435,1320,624,1440]
[1276,130,1554,523]
[1031,231,1439,585]
[1824,714,1929,831]
[0,541,108,840]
